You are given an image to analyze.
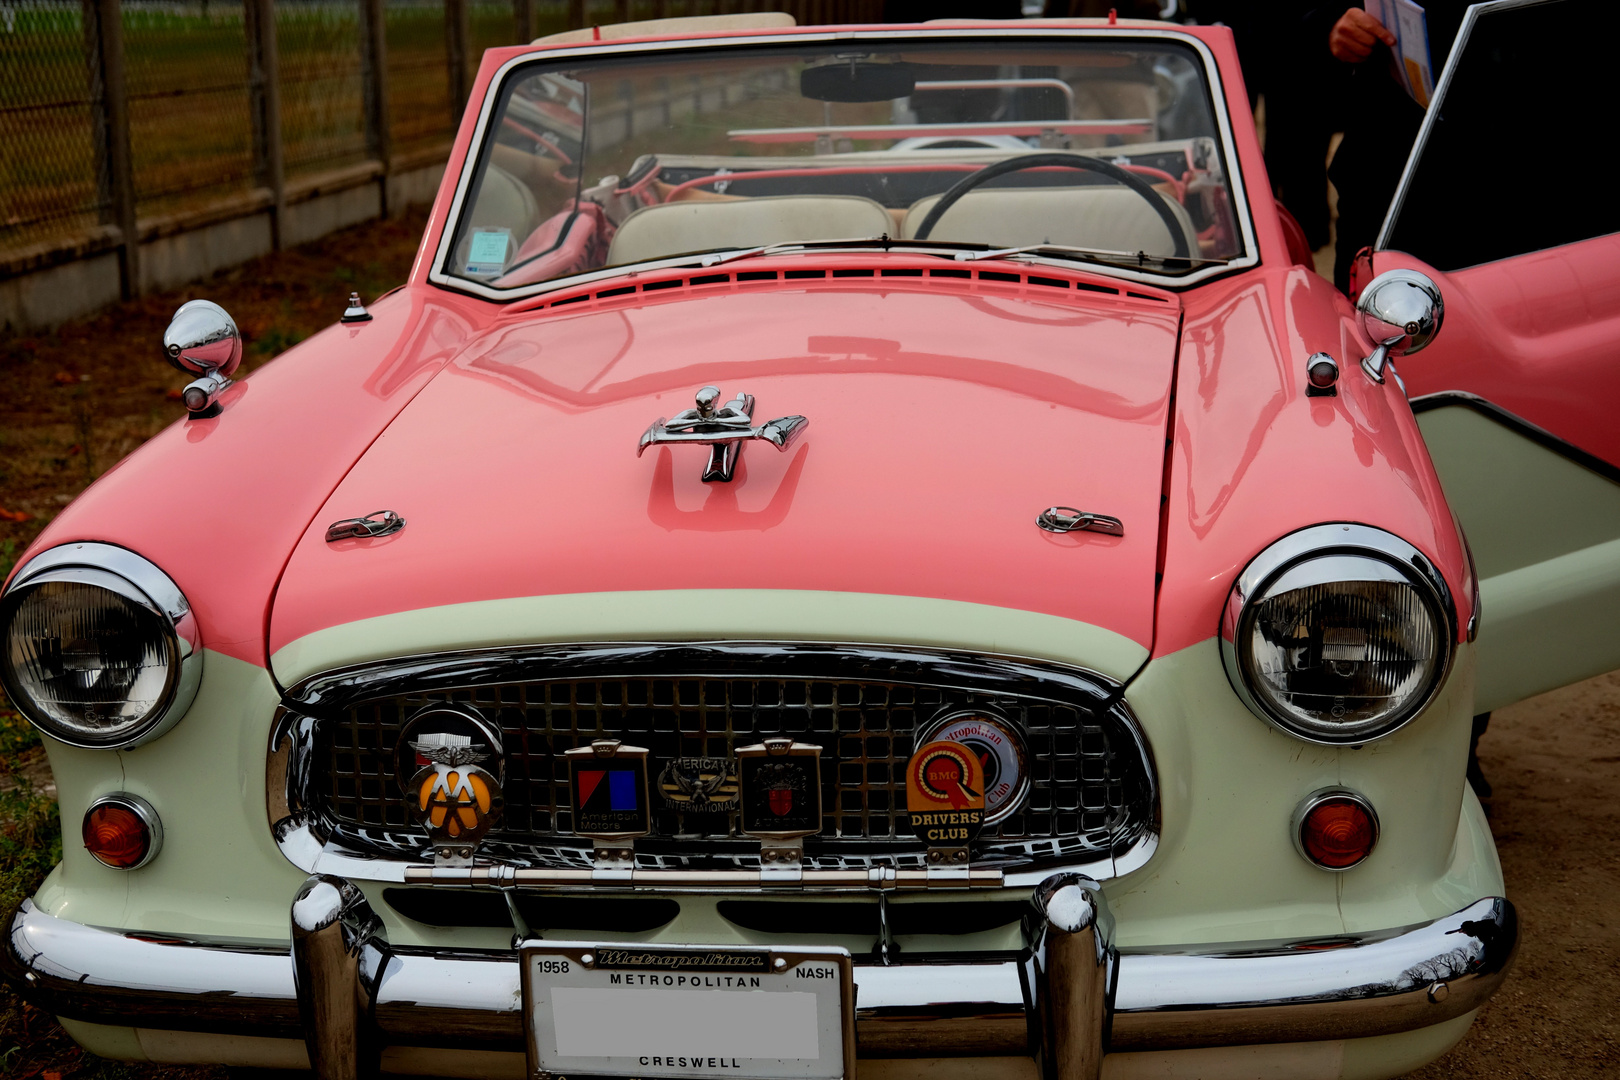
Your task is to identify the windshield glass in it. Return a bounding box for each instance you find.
[440,37,1244,292]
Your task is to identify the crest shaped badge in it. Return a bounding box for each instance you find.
[737,739,823,839]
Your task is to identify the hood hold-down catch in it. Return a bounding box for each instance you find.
[638,385,808,482]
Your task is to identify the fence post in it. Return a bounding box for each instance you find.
[81,0,139,298]
[446,0,470,119]
[515,0,534,42]
[357,0,391,213]
[244,0,285,249]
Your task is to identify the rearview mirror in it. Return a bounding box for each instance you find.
[800,61,915,103]
[1356,269,1443,384]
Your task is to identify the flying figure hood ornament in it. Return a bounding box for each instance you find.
[638,385,808,482]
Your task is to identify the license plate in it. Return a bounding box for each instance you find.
[521,941,855,1080]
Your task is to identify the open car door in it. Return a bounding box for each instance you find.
[1368,0,1620,713]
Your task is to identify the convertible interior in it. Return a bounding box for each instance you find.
[444,41,1242,290]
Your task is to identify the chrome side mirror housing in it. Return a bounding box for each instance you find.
[1356,269,1443,384]
[163,299,242,417]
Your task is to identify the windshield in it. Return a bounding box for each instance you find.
[439,36,1245,293]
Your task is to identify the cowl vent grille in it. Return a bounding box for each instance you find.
[512,260,1175,317]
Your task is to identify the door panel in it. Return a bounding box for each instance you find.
[1374,0,1620,710]
[1414,400,1620,712]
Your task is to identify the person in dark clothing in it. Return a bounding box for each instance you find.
[1192,1,1347,251]
[1318,2,1467,291]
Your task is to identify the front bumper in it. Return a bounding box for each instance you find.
[4,875,1516,1079]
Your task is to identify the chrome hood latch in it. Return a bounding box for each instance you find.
[637,385,808,482]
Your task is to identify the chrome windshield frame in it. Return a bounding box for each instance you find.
[426,26,1260,301]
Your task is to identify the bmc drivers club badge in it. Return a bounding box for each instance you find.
[396,703,506,861]
[907,739,985,860]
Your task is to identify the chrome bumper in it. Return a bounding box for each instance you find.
[3,875,1516,1080]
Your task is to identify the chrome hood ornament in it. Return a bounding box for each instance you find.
[638,385,808,482]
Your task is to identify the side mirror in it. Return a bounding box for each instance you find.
[1356,269,1443,384]
[163,299,241,417]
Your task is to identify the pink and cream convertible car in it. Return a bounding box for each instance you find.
[8,3,1619,1078]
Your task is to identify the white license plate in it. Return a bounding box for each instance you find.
[521,941,855,1080]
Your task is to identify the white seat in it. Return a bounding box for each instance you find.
[467,164,540,242]
[901,186,1198,257]
[608,195,894,265]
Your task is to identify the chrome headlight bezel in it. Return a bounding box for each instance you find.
[1,543,201,749]
[1219,524,1458,745]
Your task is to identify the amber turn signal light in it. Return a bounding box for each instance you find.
[83,794,162,870]
[1293,788,1379,871]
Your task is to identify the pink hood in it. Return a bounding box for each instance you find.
[267,279,1181,665]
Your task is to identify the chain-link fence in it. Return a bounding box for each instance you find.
[1,0,886,294]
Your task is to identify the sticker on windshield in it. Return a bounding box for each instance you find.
[465,228,512,277]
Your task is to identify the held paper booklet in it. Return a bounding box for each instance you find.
[1366,0,1436,107]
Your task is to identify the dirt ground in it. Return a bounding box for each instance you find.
[1,210,1617,1079]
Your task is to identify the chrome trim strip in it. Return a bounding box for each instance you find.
[427,26,1258,301]
[269,640,1159,886]
[1410,390,1620,485]
[1,542,202,750]
[3,892,1517,1056]
[1217,523,1460,746]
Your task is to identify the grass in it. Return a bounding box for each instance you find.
[0,204,429,1080]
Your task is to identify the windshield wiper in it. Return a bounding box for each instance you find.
[953,243,1228,272]
[690,236,1007,267]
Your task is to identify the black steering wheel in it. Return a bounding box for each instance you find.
[911,152,1191,260]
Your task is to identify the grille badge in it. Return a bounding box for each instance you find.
[917,711,1031,825]
[396,703,505,865]
[907,740,985,870]
[565,739,651,876]
[658,756,741,812]
[737,738,823,880]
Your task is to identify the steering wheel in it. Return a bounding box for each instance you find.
[911,152,1192,260]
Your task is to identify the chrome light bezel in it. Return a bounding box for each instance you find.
[1,543,202,749]
[83,791,165,870]
[1219,524,1458,745]
[1290,786,1380,872]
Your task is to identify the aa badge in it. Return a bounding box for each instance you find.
[397,703,505,861]
[565,740,651,840]
[906,739,985,856]
[658,756,741,812]
[736,738,823,839]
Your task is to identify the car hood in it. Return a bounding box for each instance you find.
[267,280,1181,673]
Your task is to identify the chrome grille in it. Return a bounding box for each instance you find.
[292,643,1155,871]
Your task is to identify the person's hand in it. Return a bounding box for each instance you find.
[1329,7,1396,63]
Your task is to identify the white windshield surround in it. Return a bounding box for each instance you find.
[428,27,1260,299]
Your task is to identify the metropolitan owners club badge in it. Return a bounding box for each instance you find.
[917,710,1030,824]
[906,739,985,863]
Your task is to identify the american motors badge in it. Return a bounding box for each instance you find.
[565,740,651,840]
[906,739,985,847]
[736,739,823,838]
[658,756,741,812]
[917,711,1030,824]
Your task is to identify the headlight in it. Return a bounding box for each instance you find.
[1,543,200,749]
[1220,524,1456,744]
